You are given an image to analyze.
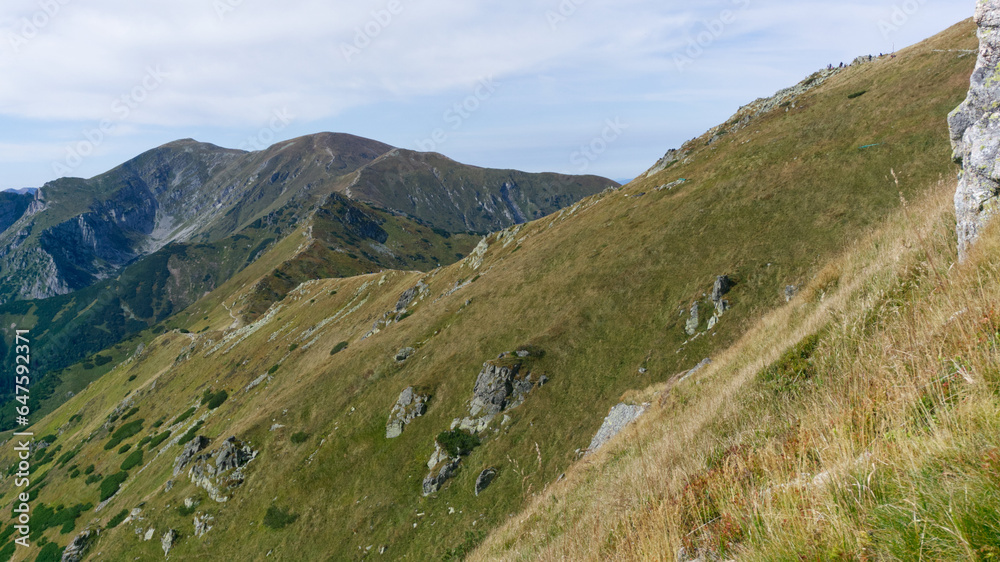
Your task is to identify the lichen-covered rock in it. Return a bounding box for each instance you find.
[685,302,700,336]
[61,529,97,562]
[394,347,415,362]
[161,529,177,557]
[188,436,257,502]
[951,0,1000,260]
[475,468,497,496]
[422,457,461,496]
[385,386,429,439]
[587,403,647,454]
[173,435,210,476]
[193,513,214,538]
[468,361,538,421]
[711,275,732,306]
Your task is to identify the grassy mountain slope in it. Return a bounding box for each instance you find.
[0,133,606,426]
[0,19,976,562]
[471,160,998,562]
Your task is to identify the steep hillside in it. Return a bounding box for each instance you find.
[0,134,611,427]
[0,18,976,562]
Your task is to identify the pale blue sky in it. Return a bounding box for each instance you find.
[0,0,974,189]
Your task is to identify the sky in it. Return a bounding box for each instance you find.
[0,0,975,189]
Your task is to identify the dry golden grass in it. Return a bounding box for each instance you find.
[472,177,1000,561]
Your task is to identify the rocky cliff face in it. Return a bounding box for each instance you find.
[951,0,1000,260]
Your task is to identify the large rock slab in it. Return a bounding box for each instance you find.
[587,403,647,454]
[385,386,429,439]
[951,0,1000,259]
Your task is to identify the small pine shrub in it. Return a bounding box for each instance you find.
[106,509,128,529]
[330,342,348,355]
[147,430,171,449]
[120,450,143,471]
[436,430,481,457]
[99,472,128,501]
[117,444,131,454]
[290,432,309,444]
[172,407,197,426]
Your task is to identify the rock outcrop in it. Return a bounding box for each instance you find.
[475,468,497,496]
[587,403,647,454]
[173,435,210,476]
[193,513,214,537]
[61,529,97,562]
[951,0,1000,260]
[187,436,257,502]
[385,386,429,439]
[422,443,462,496]
[161,529,178,557]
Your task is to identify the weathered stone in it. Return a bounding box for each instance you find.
[685,302,700,336]
[951,0,1000,260]
[475,468,497,496]
[469,362,519,417]
[587,403,647,454]
[193,513,214,538]
[188,436,257,502]
[394,347,415,362]
[161,529,177,557]
[61,529,96,562]
[386,386,429,439]
[785,285,798,302]
[173,435,210,476]
[712,275,732,304]
[422,457,461,496]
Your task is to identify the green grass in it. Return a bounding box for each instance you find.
[290,432,309,444]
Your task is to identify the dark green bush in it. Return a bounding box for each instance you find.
[104,419,144,450]
[120,450,143,471]
[202,389,228,410]
[268,364,280,375]
[330,342,348,355]
[147,431,171,449]
[107,508,129,528]
[290,432,309,444]
[172,407,196,426]
[436,430,481,457]
[179,422,204,446]
[99,472,128,501]
[117,444,131,454]
[847,90,867,99]
[263,506,299,529]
